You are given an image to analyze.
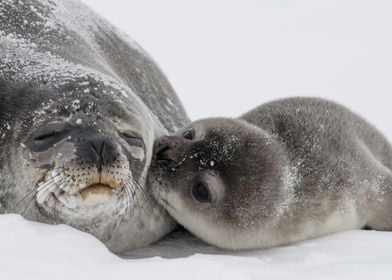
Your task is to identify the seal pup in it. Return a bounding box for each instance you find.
[149,97,392,250]
[0,0,189,253]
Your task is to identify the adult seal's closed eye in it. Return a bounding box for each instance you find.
[149,97,392,250]
[0,0,189,253]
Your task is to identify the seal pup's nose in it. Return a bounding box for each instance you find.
[153,136,181,164]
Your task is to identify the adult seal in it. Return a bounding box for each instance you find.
[0,0,189,253]
[150,97,392,250]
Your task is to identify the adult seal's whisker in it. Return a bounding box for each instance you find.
[12,188,38,213]
[126,176,154,214]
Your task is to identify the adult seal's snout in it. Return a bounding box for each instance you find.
[76,133,118,172]
[0,0,189,253]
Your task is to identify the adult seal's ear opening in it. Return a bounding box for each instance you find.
[0,0,189,253]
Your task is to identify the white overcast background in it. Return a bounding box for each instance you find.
[2,1,392,279]
[83,0,392,137]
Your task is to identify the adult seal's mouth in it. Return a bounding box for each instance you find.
[80,184,116,208]
[80,183,114,198]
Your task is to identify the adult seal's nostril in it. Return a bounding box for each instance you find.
[77,134,118,171]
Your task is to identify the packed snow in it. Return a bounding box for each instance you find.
[2,0,392,279]
[1,214,392,280]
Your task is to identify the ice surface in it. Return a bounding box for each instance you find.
[1,214,391,280]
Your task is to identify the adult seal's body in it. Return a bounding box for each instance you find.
[0,0,189,253]
[150,97,392,250]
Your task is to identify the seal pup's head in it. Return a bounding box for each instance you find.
[0,80,175,253]
[149,118,296,250]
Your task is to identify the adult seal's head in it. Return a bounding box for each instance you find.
[0,0,188,253]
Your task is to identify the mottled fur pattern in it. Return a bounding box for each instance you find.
[0,0,189,253]
[149,97,392,250]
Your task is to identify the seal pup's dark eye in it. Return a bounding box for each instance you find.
[192,181,211,203]
[183,128,195,140]
[122,130,143,147]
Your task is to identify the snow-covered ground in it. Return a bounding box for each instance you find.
[2,0,392,279]
[1,214,392,280]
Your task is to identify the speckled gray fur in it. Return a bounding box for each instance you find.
[0,0,189,253]
[150,97,392,250]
